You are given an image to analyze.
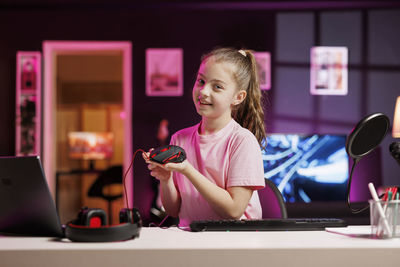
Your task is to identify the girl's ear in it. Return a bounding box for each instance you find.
[233,90,247,106]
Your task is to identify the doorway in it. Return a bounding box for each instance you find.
[42,41,132,223]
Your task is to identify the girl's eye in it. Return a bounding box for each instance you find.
[214,84,223,90]
[197,79,205,86]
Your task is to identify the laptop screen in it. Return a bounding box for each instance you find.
[261,134,349,203]
[0,156,64,237]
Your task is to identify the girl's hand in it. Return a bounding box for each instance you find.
[148,162,172,181]
[142,150,189,180]
[163,160,189,174]
[142,150,171,181]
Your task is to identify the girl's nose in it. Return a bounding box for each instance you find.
[199,84,211,97]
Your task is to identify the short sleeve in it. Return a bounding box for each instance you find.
[227,132,265,190]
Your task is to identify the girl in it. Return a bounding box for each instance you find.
[144,47,266,227]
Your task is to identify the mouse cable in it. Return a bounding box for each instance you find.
[122,149,150,211]
[148,214,172,228]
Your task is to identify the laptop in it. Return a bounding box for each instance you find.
[0,156,64,237]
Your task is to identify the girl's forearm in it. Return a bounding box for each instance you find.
[181,164,249,219]
[160,178,181,217]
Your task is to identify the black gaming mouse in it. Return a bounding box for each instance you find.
[149,145,186,164]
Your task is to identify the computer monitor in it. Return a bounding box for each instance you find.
[68,132,114,160]
[261,134,348,203]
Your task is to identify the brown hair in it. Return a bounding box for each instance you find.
[201,47,267,147]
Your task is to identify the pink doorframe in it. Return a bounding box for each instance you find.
[42,41,133,207]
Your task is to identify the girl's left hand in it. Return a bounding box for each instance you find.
[162,159,189,174]
[147,158,189,174]
[143,150,190,176]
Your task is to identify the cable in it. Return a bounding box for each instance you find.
[149,215,174,229]
[122,148,184,229]
[122,149,149,210]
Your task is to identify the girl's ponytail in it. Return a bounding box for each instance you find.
[233,51,266,148]
[201,47,267,148]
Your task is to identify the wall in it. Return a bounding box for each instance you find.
[0,3,399,224]
[273,10,400,190]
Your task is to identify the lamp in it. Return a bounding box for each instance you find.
[393,96,400,138]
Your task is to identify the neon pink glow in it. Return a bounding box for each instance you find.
[119,111,126,119]
[15,51,42,157]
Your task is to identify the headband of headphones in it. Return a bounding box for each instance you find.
[65,207,141,242]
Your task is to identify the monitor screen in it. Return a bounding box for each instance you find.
[68,132,114,160]
[262,134,348,203]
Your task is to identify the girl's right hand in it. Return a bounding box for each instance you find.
[142,150,172,182]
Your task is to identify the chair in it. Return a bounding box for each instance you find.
[258,179,288,219]
[88,165,123,224]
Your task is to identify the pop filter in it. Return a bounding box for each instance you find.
[345,113,390,213]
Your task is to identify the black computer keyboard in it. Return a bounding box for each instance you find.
[189,218,347,232]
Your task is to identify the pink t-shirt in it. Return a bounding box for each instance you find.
[170,119,265,226]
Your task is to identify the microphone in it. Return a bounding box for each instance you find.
[389,141,400,165]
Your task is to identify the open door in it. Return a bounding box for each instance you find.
[42,41,132,223]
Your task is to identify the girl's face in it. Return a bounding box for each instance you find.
[193,57,245,121]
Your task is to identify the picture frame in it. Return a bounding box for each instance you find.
[310,46,348,95]
[254,52,271,90]
[146,48,183,96]
[15,51,42,156]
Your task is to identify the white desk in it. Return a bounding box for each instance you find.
[1,226,399,267]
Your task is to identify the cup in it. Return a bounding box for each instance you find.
[369,199,400,238]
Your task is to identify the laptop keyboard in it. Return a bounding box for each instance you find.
[189,218,347,232]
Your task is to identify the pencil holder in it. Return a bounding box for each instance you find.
[369,199,400,239]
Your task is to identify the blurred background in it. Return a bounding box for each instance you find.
[1,0,399,225]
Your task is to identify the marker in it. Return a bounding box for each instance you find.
[368,183,391,237]
[394,192,399,236]
[383,191,393,214]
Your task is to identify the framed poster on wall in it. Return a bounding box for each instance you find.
[15,51,42,156]
[254,52,271,90]
[310,46,348,95]
[146,48,183,96]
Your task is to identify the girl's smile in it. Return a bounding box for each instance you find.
[198,98,212,106]
[193,57,240,122]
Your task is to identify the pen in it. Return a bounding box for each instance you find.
[368,183,392,237]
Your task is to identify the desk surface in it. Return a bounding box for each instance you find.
[1,226,399,267]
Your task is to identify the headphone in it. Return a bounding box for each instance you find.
[63,148,159,242]
[65,207,142,242]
